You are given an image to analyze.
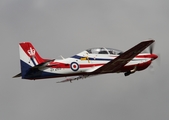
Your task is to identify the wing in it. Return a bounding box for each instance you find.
[93,40,155,74]
[56,75,92,83]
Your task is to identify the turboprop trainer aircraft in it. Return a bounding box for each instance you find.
[13,40,158,83]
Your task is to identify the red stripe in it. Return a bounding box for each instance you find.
[136,54,155,58]
[49,62,104,69]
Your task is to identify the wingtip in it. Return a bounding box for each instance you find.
[144,39,155,42]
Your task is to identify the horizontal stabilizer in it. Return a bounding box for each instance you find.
[30,59,55,69]
[13,59,54,78]
[13,73,21,78]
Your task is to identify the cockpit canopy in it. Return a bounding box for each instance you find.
[86,47,123,55]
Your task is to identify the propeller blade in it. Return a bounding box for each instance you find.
[149,42,155,54]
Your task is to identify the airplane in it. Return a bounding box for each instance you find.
[13,40,158,83]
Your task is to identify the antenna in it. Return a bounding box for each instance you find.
[60,55,65,59]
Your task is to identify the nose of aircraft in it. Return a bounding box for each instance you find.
[151,54,158,60]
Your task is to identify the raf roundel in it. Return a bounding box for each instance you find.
[70,62,79,71]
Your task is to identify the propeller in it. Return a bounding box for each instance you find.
[147,42,161,72]
[142,41,155,54]
[149,42,154,54]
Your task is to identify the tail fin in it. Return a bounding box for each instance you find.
[19,42,45,65]
[19,42,46,78]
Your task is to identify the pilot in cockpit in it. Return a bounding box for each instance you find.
[98,50,108,54]
[109,50,114,54]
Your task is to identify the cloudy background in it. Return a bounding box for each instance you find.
[0,0,169,120]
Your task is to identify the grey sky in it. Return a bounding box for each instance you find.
[0,0,169,120]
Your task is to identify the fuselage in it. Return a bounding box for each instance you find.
[36,50,157,79]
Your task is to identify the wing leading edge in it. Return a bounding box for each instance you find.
[93,40,155,74]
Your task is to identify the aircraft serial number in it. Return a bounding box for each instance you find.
[50,68,62,71]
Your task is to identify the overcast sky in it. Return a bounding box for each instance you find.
[0,0,169,120]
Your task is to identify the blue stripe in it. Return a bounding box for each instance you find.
[71,55,112,61]
[71,55,144,61]
[31,57,36,66]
